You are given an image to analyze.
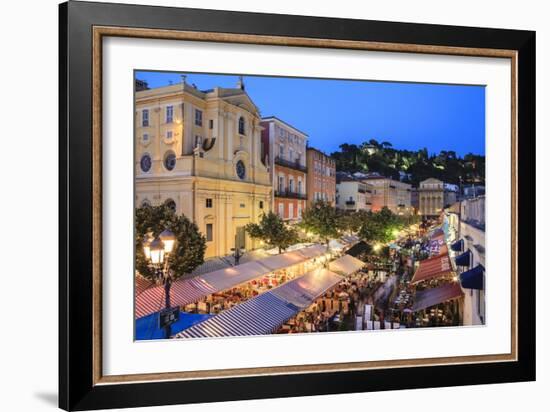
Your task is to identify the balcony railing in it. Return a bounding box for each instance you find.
[275,189,307,200]
[345,200,356,206]
[274,156,307,173]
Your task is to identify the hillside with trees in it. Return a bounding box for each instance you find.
[330,139,485,187]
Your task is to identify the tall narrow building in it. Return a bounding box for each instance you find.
[135,78,272,258]
[306,147,336,207]
[261,116,308,222]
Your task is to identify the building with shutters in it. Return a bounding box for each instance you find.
[360,174,412,215]
[335,172,372,212]
[306,147,336,207]
[260,116,308,222]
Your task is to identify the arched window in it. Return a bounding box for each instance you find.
[164,199,176,212]
[141,199,151,208]
[238,116,245,135]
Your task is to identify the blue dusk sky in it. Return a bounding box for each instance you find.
[136,71,485,156]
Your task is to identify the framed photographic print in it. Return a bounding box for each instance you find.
[59,1,536,410]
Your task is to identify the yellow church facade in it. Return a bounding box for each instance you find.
[135,78,272,258]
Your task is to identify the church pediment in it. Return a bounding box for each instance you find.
[222,93,259,116]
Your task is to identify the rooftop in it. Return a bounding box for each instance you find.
[307,146,334,159]
[261,116,309,138]
[336,171,360,183]
[135,79,260,115]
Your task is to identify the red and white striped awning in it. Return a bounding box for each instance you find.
[135,277,217,319]
[135,274,153,296]
[411,253,453,284]
[412,282,463,311]
[175,268,343,338]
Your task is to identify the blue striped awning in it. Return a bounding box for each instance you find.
[459,265,484,290]
[176,293,298,338]
[450,238,464,252]
[455,251,471,267]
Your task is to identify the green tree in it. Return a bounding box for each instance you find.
[329,138,484,187]
[245,212,299,254]
[337,209,368,235]
[135,204,206,282]
[359,207,404,244]
[300,200,340,248]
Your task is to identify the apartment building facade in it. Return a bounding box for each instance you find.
[335,172,372,212]
[306,147,336,207]
[260,116,308,222]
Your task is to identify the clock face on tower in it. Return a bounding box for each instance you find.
[236,160,246,180]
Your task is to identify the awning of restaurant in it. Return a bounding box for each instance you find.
[454,251,471,267]
[200,261,268,291]
[135,244,327,319]
[175,292,298,338]
[175,269,343,338]
[135,274,153,296]
[411,253,453,284]
[270,268,344,308]
[135,276,217,319]
[296,244,327,259]
[329,254,365,275]
[345,241,369,257]
[450,238,464,252]
[459,265,484,290]
[412,282,463,312]
[259,250,308,271]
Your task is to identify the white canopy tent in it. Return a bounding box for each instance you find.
[270,268,343,309]
[329,254,365,275]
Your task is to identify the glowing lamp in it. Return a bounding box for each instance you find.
[159,229,176,254]
[149,237,165,265]
[142,233,154,259]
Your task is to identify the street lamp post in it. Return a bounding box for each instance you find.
[143,229,177,339]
